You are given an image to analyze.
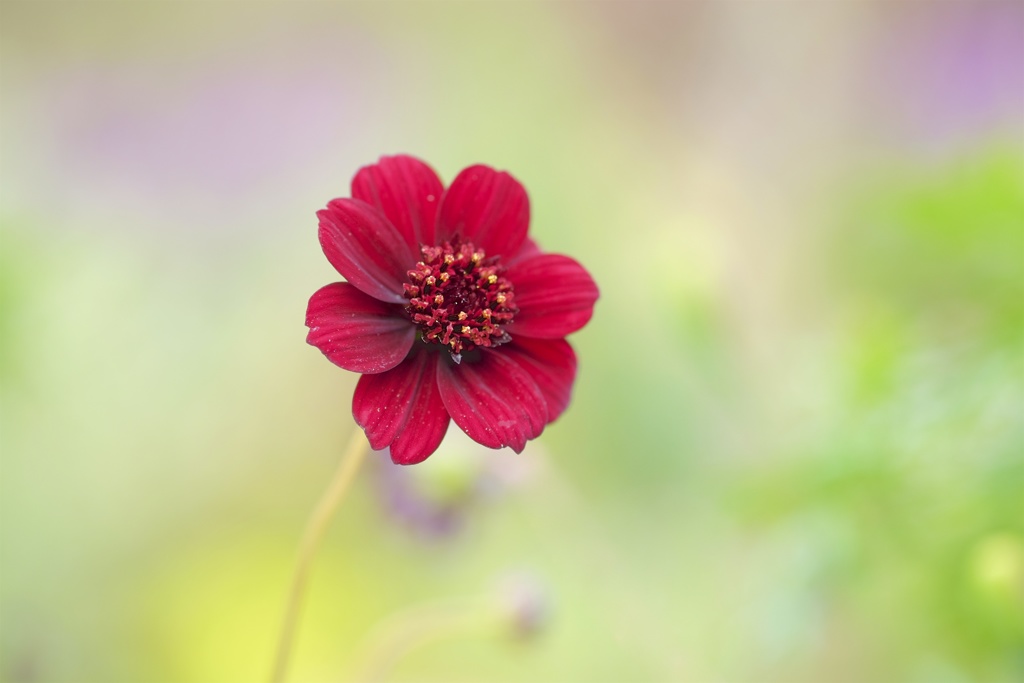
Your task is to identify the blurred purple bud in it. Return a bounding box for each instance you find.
[493,572,551,640]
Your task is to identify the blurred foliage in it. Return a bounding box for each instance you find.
[835,146,1024,346]
[727,145,1024,681]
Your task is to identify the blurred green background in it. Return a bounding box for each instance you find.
[1,2,1022,682]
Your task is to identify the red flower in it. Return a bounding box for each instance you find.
[305,156,599,465]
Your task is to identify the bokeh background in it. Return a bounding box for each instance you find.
[1,2,1022,682]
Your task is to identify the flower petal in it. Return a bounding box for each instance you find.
[502,338,577,423]
[318,198,417,304]
[506,237,542,267]
[353,349,450,465]
[436,350,547,452]
[437,165,529,258]
[305,282,415,374]
[506,253,599,338]
[351,155,444,252]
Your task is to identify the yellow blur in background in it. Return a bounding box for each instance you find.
[1,2,1022,682]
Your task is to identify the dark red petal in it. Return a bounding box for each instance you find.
[318,198,417,304]
[351,155,444,252]
[436,165,529,258]
[305,282,416,374]
[506,253,599,338]
[506,237,542,267]
[436,350,547,453]
[353,350,450,465]
[502,338,578,423]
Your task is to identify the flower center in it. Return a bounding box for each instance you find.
[403,240,517,363]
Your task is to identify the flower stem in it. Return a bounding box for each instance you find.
[348,598,488,682]
[270,428,369,683]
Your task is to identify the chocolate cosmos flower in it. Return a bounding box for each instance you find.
[306,156,599,464]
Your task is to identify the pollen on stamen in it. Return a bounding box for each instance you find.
[403,240,518,358]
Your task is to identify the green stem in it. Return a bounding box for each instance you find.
[270,428,369,683]
[349,598,488,682]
